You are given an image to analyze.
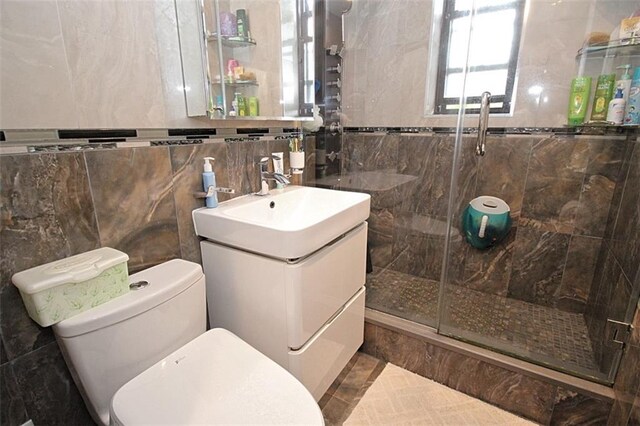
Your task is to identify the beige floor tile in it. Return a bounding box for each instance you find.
[344,363,537,425]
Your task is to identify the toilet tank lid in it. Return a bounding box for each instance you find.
[53,259,203,338]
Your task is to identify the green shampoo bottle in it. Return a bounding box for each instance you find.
[568,76,592,126]
[591,74,616,122]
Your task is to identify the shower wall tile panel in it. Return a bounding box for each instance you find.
[609,142,640,283]
[607,305,640,426]
[558,235,602,313]
[0,137,295,424]
[585,138,640,377]
[507,227,571,307]
[343,132,626,313]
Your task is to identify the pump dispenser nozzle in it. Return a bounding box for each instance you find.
[618,64,632,80]
[203,157,215,173]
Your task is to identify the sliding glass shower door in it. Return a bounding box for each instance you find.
[438,0,639,384]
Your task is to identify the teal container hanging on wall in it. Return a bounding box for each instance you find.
[462,196,512,250]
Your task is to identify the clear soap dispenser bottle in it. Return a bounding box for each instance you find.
[202,157,218,208]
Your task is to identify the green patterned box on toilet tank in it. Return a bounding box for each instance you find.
[12,248,130,327]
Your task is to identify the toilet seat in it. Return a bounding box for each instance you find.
[110,328,324,425]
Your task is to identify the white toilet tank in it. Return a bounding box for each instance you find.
[52,259,206,426]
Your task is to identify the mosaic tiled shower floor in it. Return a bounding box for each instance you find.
[366,268,598,373]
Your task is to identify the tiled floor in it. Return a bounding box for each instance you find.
[320,352,386,425]
[366,267,598,373]
[344,363,536,425]
[321,352,536,425]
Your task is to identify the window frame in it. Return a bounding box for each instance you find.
[433,0,525,115]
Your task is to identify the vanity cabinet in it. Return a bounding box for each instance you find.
[200,222,367,400]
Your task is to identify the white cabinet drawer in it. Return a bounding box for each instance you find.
[288,287,365,401]
[285,223,367,349]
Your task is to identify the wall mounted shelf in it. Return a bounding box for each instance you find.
[576,38,640,60]
[206,32,257,47]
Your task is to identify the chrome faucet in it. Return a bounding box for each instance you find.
[255,156,291,196]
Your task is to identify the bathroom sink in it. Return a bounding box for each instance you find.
[193,186,371,259]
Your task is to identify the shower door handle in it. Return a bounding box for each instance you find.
[476,91,491,156]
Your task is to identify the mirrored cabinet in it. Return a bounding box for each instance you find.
[176,0,314,121]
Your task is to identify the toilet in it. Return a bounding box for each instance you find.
[51,259,323,425]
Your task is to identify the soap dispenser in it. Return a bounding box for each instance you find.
[202,157,218,208]
[606,88,625,125]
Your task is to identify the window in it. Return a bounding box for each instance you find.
[434,0,525,114]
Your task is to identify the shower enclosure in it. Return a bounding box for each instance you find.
[312,0,640,385]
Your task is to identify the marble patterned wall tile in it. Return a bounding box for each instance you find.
[597,273,633,373]
[607,305,640,426]
[367,208,395,269]
[0,0,78,128]
[519,137,590,233]
[169,142,230,264]
[459,227,518,297]
[84,147,181,273]
[550,387,612,426]
[528,137,589,180]
[395,135,442,215]
[56,0,168,128]
[602,139,636,243]
[361,322,377,357]
[585,139,627,181]
[444,236,469,286]
[587,247,623,365]
[574,174,616,238]
[423,342,556,424]
[475,137,533,224]
[302,135,317,186]
[508,227,571,307]
[1,340,7,365]
[557,235,602,313]
[225,139,271,195]
[609,143,640,284]
[372,326,426,376]
[452,136,480,220]
[389,226,429,278]
[631,399,640,426]
[585,241,609,320]
[343,134,400,173]
[0,153,100,361]
[571,138,625,239]
[520,177,582,234]
[0,363,29,426]
[609,399,632,426]
[11,342,92,426]
[396,135,458,218]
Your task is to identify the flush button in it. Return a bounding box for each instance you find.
[129,280,150,291]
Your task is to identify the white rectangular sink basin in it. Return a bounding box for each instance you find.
[193,186,371,259]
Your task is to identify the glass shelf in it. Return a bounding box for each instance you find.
[212,79,259,87]
[206,32,256,47]
[576,38,640,60]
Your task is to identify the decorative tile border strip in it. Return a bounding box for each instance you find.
[0,128,303,155]
[0,127,301,143]
[343,126,639,136]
